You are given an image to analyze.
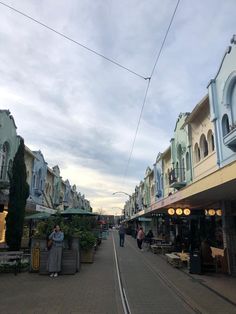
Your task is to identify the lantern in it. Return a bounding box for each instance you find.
[183,208,191,216]
[176,208,183,215]
[208,209,216,216]
[168,208,175,215]
[216,209,222,216]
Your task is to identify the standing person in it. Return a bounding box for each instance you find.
[48,225,64,278]
[137,227,145,250]
[119,223,125,247]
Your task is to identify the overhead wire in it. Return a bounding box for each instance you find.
[122,0,181,185]
[0,1,147,80]
[0,0,181,189]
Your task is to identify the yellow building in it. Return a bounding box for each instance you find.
[185,95,218,181]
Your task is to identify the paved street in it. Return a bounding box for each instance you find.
[0,231,236,314]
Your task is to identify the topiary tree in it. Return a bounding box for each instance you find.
[5,138,29,251]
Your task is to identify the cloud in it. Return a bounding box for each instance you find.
[0,0,236,213]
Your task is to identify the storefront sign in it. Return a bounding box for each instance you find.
[138,217,152,222]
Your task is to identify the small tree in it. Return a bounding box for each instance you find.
[6,138,29,251]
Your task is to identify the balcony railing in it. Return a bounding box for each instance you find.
[169,168,186,190]
[223,127,236,152]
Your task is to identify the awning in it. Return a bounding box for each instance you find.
[25,212,52,220]
[60,208,96,215]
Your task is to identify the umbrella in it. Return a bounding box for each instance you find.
[25,212,52,220]
[60,208,96,215]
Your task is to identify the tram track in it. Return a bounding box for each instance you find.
[112,232,132,314]
[113,231,204,314]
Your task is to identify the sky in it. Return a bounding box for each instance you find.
[0,0,236,215]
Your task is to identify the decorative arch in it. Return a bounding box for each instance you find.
[200,134,208,158]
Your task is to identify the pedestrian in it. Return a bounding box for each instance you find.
[48,224,64,278]
[137,227,145,250]
[145,229,154,247]
[119,223,125,247]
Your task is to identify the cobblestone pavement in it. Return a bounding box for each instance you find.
[1,232,236,314]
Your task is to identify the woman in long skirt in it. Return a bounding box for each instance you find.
[48,225,64,277]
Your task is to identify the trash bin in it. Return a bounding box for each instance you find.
[189,250,201,274]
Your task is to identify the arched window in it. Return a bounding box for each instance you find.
[176,162,179,178]
[207,130,215,153]
[37,169,42,189]
[200,134,208,158]
[0,142,9,180]
[194,143,200,163]
[7,159,13,179]
[181,157,185,181]
[222,114,230,136]
[186,152,190,171]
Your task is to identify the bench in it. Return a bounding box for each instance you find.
[151,244,173,254]
[165,253,182,268]
[0,251,23,275]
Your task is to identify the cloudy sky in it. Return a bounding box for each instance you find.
[0,0,235,214]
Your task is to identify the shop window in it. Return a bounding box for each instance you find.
[200,134,208,158]
[222,114,230,136]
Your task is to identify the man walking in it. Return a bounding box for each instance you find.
[119,224,125,247]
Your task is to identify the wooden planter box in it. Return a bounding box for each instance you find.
[39,249,78,275]
[81,249,94,263]
[61,250,77,275]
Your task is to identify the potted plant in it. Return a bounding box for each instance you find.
[79,231,96,263]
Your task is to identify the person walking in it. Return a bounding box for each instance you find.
[137,227,145,250]
[119,223,125,247]
[48,225,64,277]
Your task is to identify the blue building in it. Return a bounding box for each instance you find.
[208,35,236,167]
[29,150,47,208]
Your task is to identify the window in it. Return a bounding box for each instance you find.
[7,160,13,179]
[0,142,9,180]
[200,134,208,158]
[186,152,190,171]
[194,143,200,163]
[207,130,215,152]
[37,169,42,189]
[222,114,230,136]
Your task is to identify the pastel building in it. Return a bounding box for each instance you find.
[0,110,20,243]
[208,35,236,167]
[170,113,191,190]
[208,35,236,275]
[185,95,217,181]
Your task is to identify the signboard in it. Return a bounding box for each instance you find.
[138,217,152,222]
[36,205,56,214]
